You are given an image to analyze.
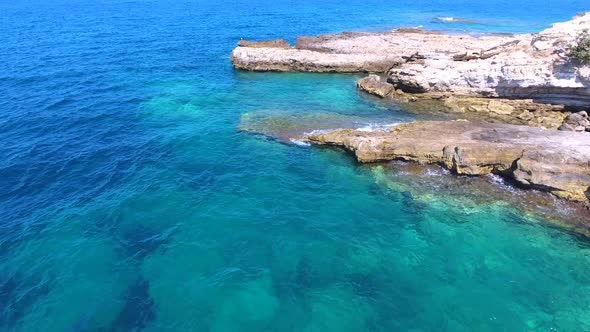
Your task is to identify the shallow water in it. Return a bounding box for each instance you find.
[1,0,590,331]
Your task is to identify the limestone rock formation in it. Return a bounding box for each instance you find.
[237,39,290,49]
[559,111,590,131]
[356,75,394,97]
[357,75,569,128]
[231,14,590,107]
[302,121,590,203]
[232,15,590,204]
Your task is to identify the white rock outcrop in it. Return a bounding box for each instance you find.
[231,14,590,106]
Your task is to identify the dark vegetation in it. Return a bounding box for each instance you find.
[569,30,590,65]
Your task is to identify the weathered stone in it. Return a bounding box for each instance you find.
[393,28,442,34]
[356,77,569,128]
[356,75,394,97]
[237,39,291,49]
[231,13,590,106]
[232,15,590,206]
[487,100,515,115]
[559,111,590,132]
[302,121,590,203]
[230,47,400,73]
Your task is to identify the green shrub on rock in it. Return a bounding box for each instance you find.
[568,30,590,65]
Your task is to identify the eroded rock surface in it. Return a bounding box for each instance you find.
[559,111,590,132]
[357,74,569,128]
[237,39,290,49]
[303,121,590,203]
[231,14,590,107]
[232,15,590,204]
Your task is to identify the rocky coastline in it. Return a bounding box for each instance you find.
[231,14,590,206]
[302,121,590,203]
[356,74,574,129]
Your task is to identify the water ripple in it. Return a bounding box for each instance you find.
[2,0,590,331]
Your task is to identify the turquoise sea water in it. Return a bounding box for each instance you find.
[2,0,590,331]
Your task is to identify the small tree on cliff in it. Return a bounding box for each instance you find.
[568,30,590,65]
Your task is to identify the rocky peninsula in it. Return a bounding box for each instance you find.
[231,14,590,205]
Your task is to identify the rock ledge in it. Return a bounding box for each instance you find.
[303,121,590,203]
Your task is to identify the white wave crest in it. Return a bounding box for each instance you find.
[356,123,401,132]
[437,16,455,22]
[290,139,310,147]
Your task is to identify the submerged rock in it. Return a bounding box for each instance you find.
[370,163,590,236]
[237,109,411,143]
[302,121,590,203]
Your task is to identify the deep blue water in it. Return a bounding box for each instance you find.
[1,0,590,331]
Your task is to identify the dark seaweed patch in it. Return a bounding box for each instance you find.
[119,225,170,261]
[109,278,155,331]
[0,273,51,329]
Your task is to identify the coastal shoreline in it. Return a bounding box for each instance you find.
[231,13,590,126]
[230,14,590,210]
[301,121,590,203]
